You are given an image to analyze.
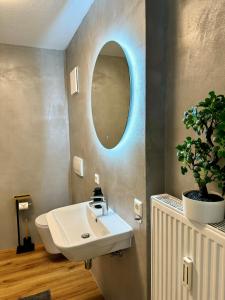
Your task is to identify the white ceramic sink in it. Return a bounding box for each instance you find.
[46,201,133,261]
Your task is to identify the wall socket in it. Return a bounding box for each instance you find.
[134,198,143,218]
[94,173,100,185]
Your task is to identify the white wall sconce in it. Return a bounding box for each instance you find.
[70,66,79,95]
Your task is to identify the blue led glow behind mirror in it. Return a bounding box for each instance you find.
[89,35,143,158]
[91,41,131,149]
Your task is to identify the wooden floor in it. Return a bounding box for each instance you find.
[0,245,104,300]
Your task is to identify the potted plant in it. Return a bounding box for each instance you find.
[176,91,225,223]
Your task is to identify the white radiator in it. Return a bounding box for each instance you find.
[151,194,225,300]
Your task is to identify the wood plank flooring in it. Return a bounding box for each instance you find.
[0,245,104,300]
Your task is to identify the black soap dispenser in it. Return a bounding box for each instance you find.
[92,187,104,202]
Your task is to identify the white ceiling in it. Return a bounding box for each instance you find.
[0,0,94,50]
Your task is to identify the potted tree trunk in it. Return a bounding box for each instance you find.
[176,91,225,223]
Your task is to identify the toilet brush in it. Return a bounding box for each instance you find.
[22,218,35,252]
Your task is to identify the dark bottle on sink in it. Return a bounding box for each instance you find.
[92,187,104,202]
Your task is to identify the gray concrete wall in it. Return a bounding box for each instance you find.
[164,0,225,198]
[146,0,168,297]
[66,0,146,299]
[0,44,71,248]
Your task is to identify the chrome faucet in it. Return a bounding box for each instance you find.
[89,196,108,215]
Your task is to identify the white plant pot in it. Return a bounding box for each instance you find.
[182,191,225,224]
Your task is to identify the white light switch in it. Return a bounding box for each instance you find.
[70,66,79,95]
[95,173,100,185]
[73,156,83,177]
[134,198,143,218]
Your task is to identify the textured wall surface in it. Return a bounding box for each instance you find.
[0,44,71,248]
[165,0,225,198]
[66,0,146,299]
[146,0,168,296]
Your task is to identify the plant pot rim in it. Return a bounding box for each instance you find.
[183,190,224,202]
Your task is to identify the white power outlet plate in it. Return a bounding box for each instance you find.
[134,198,143,217]
[95,173,100,185]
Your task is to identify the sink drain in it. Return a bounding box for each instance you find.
[81,233,90,239]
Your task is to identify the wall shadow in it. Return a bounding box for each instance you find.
[146,0,178,298]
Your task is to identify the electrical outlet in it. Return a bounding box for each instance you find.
[95,173,100,185]
[134,198,143,217]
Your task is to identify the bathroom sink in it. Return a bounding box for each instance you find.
[46,202,133,261]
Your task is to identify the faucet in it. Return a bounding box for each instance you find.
[89,187,108,215]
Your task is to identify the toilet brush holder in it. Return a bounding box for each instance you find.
[14,195,35,254]
[17,236,35,254]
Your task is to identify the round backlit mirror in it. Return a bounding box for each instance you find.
[91,41,130,149]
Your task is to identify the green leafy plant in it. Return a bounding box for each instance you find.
[176,91,225,198]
